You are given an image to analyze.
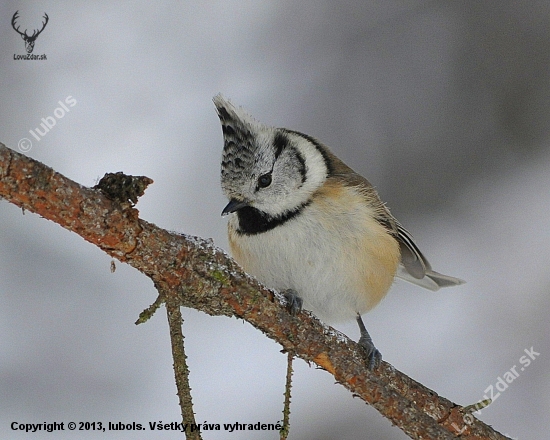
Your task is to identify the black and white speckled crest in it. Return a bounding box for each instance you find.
[214,94,267,198]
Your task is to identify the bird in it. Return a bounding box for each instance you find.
[214,94,464,369]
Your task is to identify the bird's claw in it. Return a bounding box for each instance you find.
[358,335,382,370]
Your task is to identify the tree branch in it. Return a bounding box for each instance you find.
[0,143,510,440]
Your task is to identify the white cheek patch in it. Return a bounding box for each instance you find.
[254,134,328,216]
[293,136,328,196]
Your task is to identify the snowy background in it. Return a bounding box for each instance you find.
[1,2,549,439]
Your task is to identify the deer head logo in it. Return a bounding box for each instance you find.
[12,11,49,54]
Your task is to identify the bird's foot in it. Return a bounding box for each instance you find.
[357,315,382,370]
[358,334,382,370]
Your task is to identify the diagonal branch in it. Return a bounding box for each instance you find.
[0,143,510,440]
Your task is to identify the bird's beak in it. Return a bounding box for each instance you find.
[221,199,249,216]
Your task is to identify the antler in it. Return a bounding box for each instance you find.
[11,11,25,37]
[31,13,49,39]
[11,11,49,40]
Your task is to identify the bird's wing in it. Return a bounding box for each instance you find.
[306,139,465,291]
[395,223,465,291]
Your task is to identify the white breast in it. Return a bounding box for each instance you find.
[227,184,400,323]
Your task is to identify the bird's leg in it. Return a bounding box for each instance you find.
[282,289,303,316]
[357,314,382,370]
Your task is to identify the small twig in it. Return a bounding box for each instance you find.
[166,296,201,440]
[135,293,164,325]
[280,352,294,440]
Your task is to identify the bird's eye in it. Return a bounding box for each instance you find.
[258,173,272,188]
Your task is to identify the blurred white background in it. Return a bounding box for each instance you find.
[1,1,549,439]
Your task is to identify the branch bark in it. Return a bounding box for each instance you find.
[0,143,510,440]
